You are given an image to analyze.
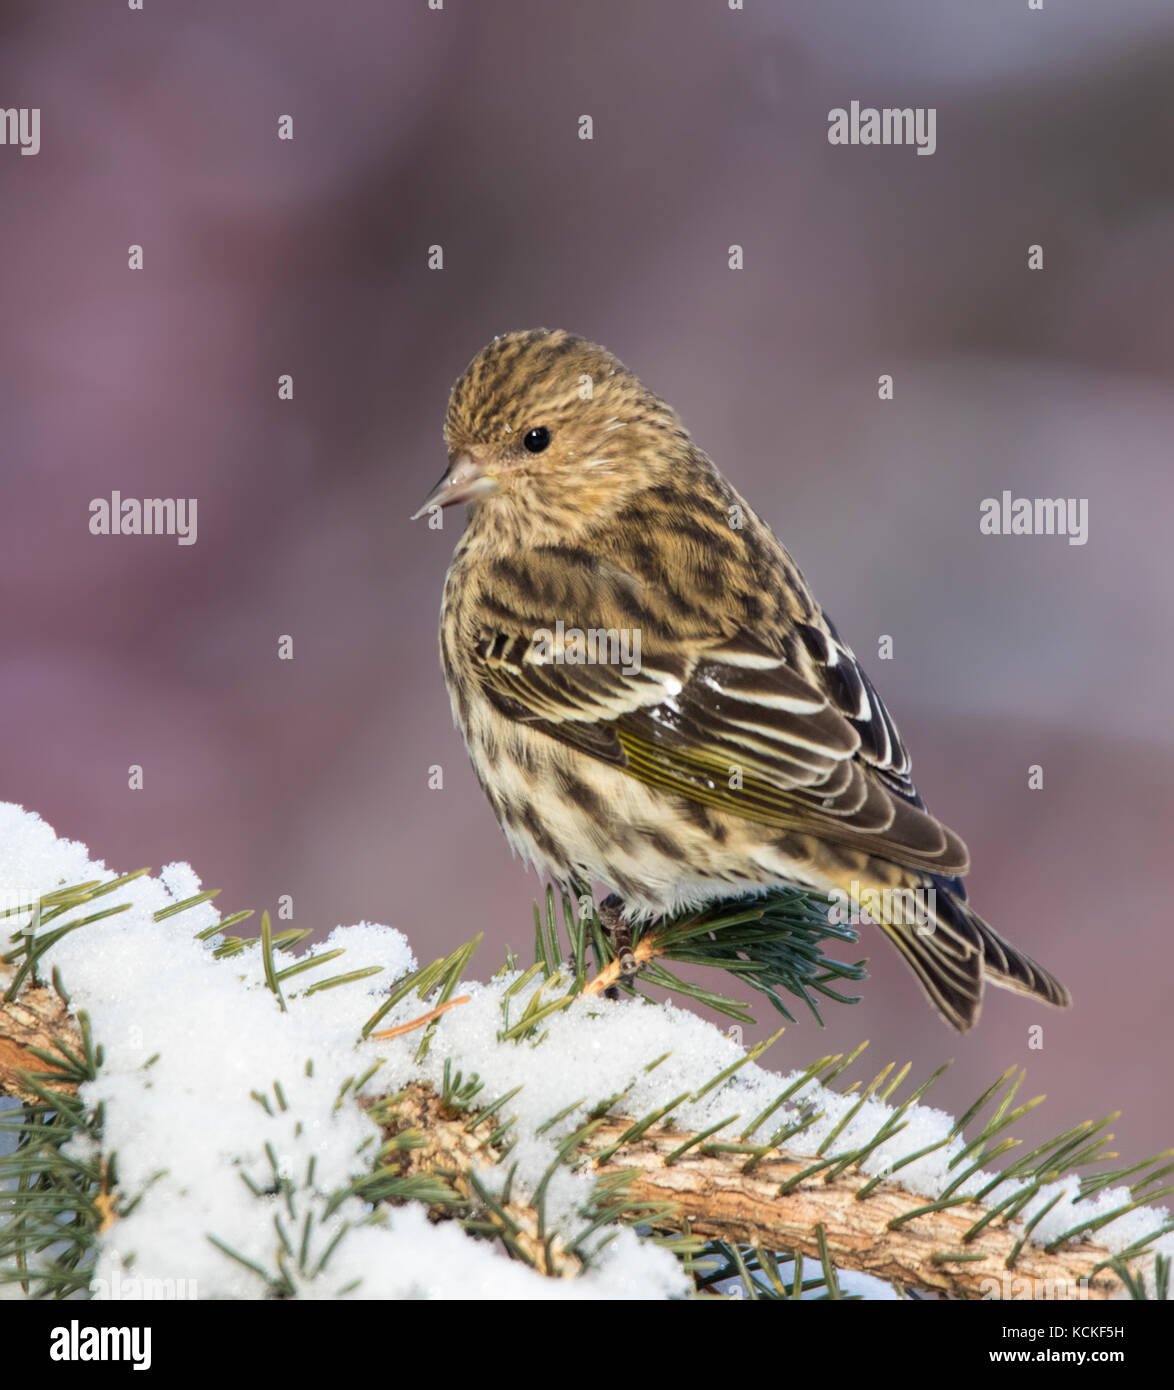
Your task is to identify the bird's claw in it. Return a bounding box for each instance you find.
[597,893,639,982]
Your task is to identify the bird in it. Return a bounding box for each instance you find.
[413,328,1071,1031]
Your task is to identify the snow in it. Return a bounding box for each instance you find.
[0,802,1169,1300]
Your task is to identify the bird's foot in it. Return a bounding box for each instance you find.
[598,893,639,986]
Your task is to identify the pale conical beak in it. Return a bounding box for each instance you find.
[411,454,498,520]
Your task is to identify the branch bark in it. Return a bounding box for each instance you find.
[0,983,78,1103]
[584,1114,1119,1299]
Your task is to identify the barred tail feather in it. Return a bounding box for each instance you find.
[878,879,1071,1033]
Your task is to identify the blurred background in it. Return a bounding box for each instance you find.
[2,1,1172,1160]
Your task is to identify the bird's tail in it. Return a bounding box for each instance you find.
[870,876,1071,1033]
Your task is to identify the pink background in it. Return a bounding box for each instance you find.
[3,2,1172,1158]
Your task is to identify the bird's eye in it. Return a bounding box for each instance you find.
[523,426,551,454]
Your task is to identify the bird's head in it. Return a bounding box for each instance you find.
[412,329,687,534]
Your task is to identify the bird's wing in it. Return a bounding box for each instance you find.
[469,595,969,878]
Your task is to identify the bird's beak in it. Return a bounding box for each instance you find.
[411,453,498,520]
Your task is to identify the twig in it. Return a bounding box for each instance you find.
[582,936,662,996]
[368,995,471,1040]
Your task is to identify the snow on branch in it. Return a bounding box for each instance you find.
[1,804,1170,1302]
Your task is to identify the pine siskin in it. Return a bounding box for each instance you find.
[413,329,1071,1031]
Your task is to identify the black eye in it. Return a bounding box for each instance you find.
[523,426,551,454]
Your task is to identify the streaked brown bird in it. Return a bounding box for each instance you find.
[414,329,1071,1031]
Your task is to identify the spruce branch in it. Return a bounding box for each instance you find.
[361,1083,585,1277]
[0,984,81,1105]
[546,883,865,1023]
[2,980,1165,1301]
[581,1111,1119,1299]
[3,870,1172,1301]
